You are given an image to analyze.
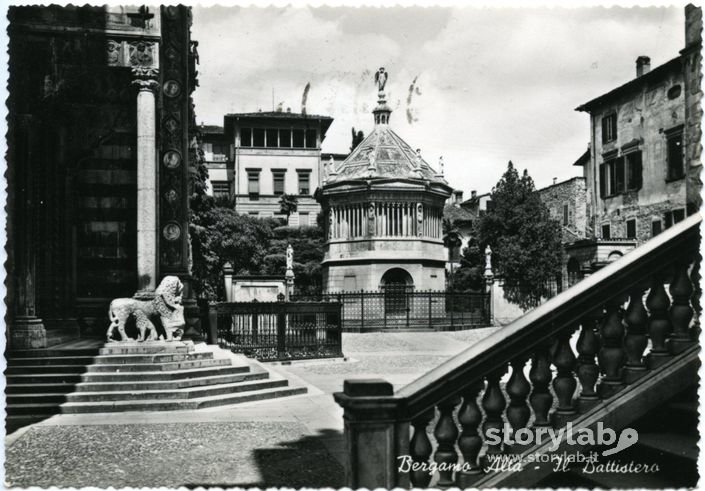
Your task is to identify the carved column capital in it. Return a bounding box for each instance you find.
[131,70,160,92]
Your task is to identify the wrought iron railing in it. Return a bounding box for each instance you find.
[334,214,701,488]
[291,290,490,331]
[206,301,343,361]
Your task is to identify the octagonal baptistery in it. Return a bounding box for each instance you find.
[318,71,452,293]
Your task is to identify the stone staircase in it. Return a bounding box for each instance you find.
[538,385,699,488]
[5,340,307,422]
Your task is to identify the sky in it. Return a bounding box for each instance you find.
[192,5,685,194]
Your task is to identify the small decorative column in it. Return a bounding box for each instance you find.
[132,71,160,295]
[484,245,495,325]
[285,243,295,301]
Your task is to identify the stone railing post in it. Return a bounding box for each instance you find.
[223,262,234,302]
[334,379,409,489]
[484,245,495,326]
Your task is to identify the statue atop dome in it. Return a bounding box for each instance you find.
[375,67,388,94]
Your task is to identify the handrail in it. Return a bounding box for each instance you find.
[395,213,700,416]
[334,213,701,489]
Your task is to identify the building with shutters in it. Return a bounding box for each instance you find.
[224,110,333,227]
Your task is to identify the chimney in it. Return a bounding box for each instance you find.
[553,177,557,185]
[636,56,651,77]
[454,190,463,204]
[471,190,477,199]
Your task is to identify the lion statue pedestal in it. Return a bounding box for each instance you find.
[106,276,187,343]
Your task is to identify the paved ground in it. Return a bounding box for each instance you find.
[4,328,497,488]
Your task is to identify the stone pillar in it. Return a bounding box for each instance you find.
[9,116,46,349]
[333,379,409,489]
[133,76,160,294]
[484,245,495,326]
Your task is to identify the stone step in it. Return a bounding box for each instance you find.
[6,356,98,366]
[6,370,269,394]
[98,342,195,355]
[7,378,290,404]
[6,364,250,384]
[72,370,269,391]
[7,348,101,358]
[57,385,308,413]
[5,358,231,375]
[7,351,214,366]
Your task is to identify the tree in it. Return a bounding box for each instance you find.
[442,218,463,288]
[279,193,299,222]
[450,234,485,292]
[476,161,563,309]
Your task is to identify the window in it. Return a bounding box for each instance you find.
[599,151,642,198]
[652,220,662,237]
[563,204,569,226]
[252,128,265,147]
[626,219,637,239]
[602,113,617,143]
[272,171,285,196]
[280,129,291,147]
[297,171,310,195]
[266,129,278,148]
[601,224,611,239]
[240,128,252,147]
[664,208,686,229]
[248,211,259,217]
[305,129,317,149]
[292,129,305,148]
[247,171,260,200]
[211,181,230,197]
[212,143,229,156]
[666,133,684,181]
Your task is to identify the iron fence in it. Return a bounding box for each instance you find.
[206,301,343,361]
[290,289,490,331]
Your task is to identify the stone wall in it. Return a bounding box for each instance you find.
[324,262,446,292]
[537,177,588,240]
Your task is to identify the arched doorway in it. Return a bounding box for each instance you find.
[380,268,414,315]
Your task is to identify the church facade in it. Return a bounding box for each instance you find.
[7,5,200,348]
[318,69,452,292]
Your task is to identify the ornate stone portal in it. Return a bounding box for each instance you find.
[318,68,452,292]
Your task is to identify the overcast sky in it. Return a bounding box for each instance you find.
[192,6,684,193]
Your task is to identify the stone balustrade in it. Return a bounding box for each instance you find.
[334,213,701,488]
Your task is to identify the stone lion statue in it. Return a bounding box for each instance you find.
[106,276,186,343]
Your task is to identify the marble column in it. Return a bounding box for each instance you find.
[10,116,46,349]
[133,77,159,295]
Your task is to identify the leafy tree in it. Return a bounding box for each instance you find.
[476,161,563,309]
[279,193,299,222]
[450,235,485,292]
[442,218,463,288]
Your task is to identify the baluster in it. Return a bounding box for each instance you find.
[529,340,553,427]
[668,261,695,354]
[457,381,484,487]
[506,357,530,451]
[409,409,434,488]
[551,328,578,426]
[576,309,602,411]
[646,275,673,369]
[482,367,507,454]
[597,296,626,398]
[623,287,648,383]
[690,252,701,341]
[434,396,461,487]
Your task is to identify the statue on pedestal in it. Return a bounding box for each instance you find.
[106,276,185,342]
